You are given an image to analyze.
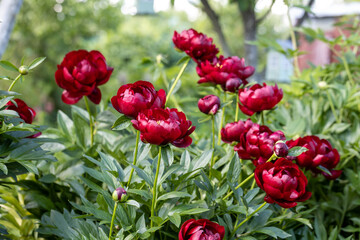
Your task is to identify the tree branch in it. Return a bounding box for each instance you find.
[256,0,275,25]
[200,0,232,56]
[295,0,315,27]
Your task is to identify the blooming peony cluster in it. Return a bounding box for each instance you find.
[179,219,225,240]
[221,119,286,166]
[55,50,113,104]
[254,158,312,208]
[6,99,41,138]
[173,29,254,93]
[238,83,283,116]
[287,136,342,179]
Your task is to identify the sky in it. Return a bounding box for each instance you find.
[121,0,350,20]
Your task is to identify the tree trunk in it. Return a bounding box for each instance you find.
[238,5,260,81]
[0,0,24,59]
[200,0,232,57]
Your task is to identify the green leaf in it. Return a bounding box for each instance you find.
[288,146,308,157]
[255,227,291,239]
[0,90,21,96]
[28,57,46,70]
[168,213,181,227]
[57,110,74,140]
[317,165,332,176]
[157,191,191,201]
[191,150,213,171]
[112,115,132,130]
[161,145,174,166]
[0,61,19,72]
[179,208,209,216]
[176,55,190,65]
[133,165,153,187]
[0,163,8,175]
[227,154,241,183]
[0,76,11,81]
[39,174,56,183]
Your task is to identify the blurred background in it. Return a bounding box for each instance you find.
[0,0,359,126]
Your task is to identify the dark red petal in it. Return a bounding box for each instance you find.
[62,90,83,104]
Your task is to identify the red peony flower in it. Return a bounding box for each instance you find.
[197,56,254,92]
[221,119,254,144]
[231,121,285,166]
[255,158,312,208]
[6,99,36,124]
[172,29,219,63]
[111,80,166,119]
[55,50,113,104]
[198,95,221,115]
[179,219,225,240]
[238,83,283,116]
[286,136,342,180]
[131,108,195,148]
[6,99,41,138]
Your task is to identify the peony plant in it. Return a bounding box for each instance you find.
[0,26,348,240]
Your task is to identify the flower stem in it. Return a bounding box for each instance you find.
[150,146,162,232]
[235,94,239,122]
[287,6,301,78]
[217,93,227,145]
[166,58,190,103]
[127,131,140,187]
[7,74,22,92]
[223,153,277,200]
[260,111,265,125]
[84,96,94,146]
[108,201,118,240]
[325,90,340,123]
[223,173,254,200]
[232,202,267,236]
[209,115,216,178]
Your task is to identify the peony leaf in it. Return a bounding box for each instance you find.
[28,57,46,70]
[318,165,332,176]
[288,146,308,157]
[112,115,132,130]
[0,60,18,72]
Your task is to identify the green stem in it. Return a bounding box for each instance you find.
[223,173,254,200]
[232,202,267,236]
[127,131,140,187]
[250,178,256,190]
[260,111,265,125]
[223,153,277,200]
[7,74,22,92]
[235,93,239,122]
[341,56,355,86]
[325,90,340,123]
[287,6,301,78]
[150,146,162,232]
[209,116,216,178]
[108,201,118,240]
[217,93,227,145]
[166,58,190,103]
[84,97,94,146]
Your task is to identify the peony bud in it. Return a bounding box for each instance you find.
[274,141,289,157]
[112,187,127,203]
[225,78,242,92]
[19,65,29,75]
[198,95,221,115]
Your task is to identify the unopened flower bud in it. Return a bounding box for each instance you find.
[198,95,221,115]
[19,66,29,75]
[318,81,327,89]
[225,78,241,92]
[274,141,289,157]
[112,187,127,203]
